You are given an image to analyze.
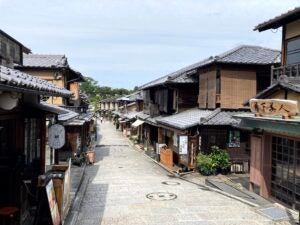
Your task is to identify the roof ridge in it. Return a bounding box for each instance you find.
[199,108,221,124]
[139,74,169,89]
[254,7,300,31]
[216,45,280,61]
[25,53,65,57]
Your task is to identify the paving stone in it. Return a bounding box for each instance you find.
[73,121,291,225]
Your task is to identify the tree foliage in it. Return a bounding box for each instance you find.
[80,77,135,110]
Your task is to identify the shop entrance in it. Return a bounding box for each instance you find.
[271,136,300,209]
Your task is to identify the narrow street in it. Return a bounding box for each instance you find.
[75,119,276,225]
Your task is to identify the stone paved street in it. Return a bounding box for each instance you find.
[76,120,291,225]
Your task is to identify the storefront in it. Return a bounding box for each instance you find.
[236,99,300,209]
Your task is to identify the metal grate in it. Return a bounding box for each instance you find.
[162,181,180,186]
[258,207,290,220]
[146,192,177,201]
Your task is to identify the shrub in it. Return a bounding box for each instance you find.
[196,153,216,176]
[196,146,231,176]
[210,146,230,173]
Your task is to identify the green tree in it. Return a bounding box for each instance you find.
[80,77,135,111]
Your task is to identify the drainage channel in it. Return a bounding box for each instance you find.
[96,144,129,147]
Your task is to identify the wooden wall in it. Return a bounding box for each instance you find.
[198,70,216,109]
[19,69,65,105]
[220,69,256,109]
[285,19,300,40]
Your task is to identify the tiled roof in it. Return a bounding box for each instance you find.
[140,45,280,90]
[193,45,280,67]
[136,111,150,120]
[140,67,197,90]
[58,111,79,121]
[23,54,68,68]
[254,7,300,32]
[145,115,163,126]
[200,108,249,126]
[63,119,85,126]
[0,65,72,97]
[123,111,140,120]
[128,91,143,101]
[244,78,300,105]
[79,112,94,122]
[156,108,213,130]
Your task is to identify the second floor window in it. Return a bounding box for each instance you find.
[286,37,300,65]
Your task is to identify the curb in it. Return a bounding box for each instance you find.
[64,164,87,225]
[75,163,86,196]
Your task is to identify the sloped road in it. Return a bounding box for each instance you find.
[75,120,285,225]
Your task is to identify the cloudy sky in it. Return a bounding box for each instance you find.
[1,0,299,89]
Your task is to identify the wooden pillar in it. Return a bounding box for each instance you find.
[158,128,164,143]
[260,134,272,198]
[40,115,46,173]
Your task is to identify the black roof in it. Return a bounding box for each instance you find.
[254,7,300,32]
[244,78,300,106]
[139,45,280,90]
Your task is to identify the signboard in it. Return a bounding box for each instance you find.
[173,133,178,147]
[46,179,61,225]
[62,160,71,221]
[179,136,188,155]
[250,99,299,118]
[49,124,65,149]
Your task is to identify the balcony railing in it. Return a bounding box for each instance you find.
[271,64,300,84]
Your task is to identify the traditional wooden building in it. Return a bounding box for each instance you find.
[16,54,84,106]
[16,54,94,162]
[137,68,200,164]
[0,30,73,224]
[137,45,280,171]
[190,45,280,171]
[236,7,300,209]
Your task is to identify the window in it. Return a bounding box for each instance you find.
[271,136,299,208]
[286,37,300,65]
[228,130,240,148]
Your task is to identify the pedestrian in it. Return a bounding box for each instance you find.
[100,116,103,123]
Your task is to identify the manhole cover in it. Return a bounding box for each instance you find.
[258,207,290,220]
[162,181,180,185]
[146,192,177,201]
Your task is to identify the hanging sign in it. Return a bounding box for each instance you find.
[250,99,299,119]
[49,124,65,149]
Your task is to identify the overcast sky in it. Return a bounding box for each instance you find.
[1,0,299,89]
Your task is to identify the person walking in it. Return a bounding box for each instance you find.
[100,116,103,123]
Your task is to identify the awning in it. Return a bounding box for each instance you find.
[132,119,144,128]
[30,101,70,115]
